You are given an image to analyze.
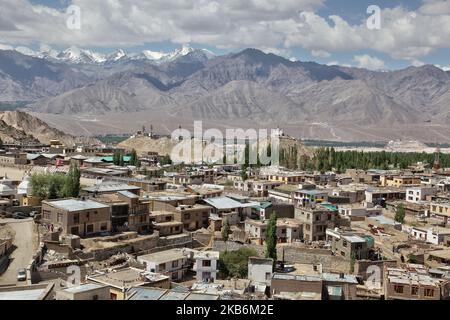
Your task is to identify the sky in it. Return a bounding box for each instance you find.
[0,0,450,70]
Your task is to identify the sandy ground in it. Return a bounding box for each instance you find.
[0,218,37,286]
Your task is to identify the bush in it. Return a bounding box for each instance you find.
[218,247,257,279]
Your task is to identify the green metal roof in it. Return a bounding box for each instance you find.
[100,156,131,162]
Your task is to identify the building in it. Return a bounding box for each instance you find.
[326,228,374,260]
[0,152,27,166]
[41,198,111,237]
[338,205,382,219]
[268,184,298,203]
[267,173,304,184]
[295,205,340,242]
[245,218,302,244]
[174,204,211,231]
[381,175,421,188]
[248,257,273,286]
[150,211,183,236]
[384,267,449,300]
[405,186,437,203]
[234,180,282,197]
[87,267,171,300]
[56,283,110,300]
[294,189,329,207]
[409,226,450,245]
[271,273,323,300]
[192,251,219,282]
[137,248,191,281]
[365,188,406,205]
[83,182,141,195]
[429,202,450,225]
[94,191,151,233]
[272,272,358,300]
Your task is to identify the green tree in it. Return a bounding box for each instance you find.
[221,219,231,243]
[130,149,138,166]
[63,161,81,198]
[395,203,406,224]
[218,247,257,278]
[265,212,278,266]
[160,154,172,166]
[48,180,58,200]
[113,151,121,165]
[31,173,68,200]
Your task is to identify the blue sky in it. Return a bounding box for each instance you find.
[2,0,450,70]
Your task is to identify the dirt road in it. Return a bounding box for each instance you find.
[0,218,37,286]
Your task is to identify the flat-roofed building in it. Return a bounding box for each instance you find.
[295,205,340,242]
[294,189,329,206]
[174,204,211,231]
[245,218,302,244]
[56,283,110,300]
[430,202,450,225]
[137,248,191,281]
[150,211,183,236]
[41,198,111,237]
[365,188,406,205]
[384,267,449,300]
[192,251,219,282]
[326,228,374,260]
[406,186,437,203]
[87,267,170,300]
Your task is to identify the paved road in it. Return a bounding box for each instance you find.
[0,218,37,286]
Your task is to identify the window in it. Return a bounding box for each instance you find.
[184,213,190,220]
[159,263,166,271]
[343,241,348,247]
[411,286,419,296]
[57,213,63,223]
[172,260,179,268]
[92,295,98,300]
[86,224,94,234]
[394,285,404,294]
[202,260,211,267]
[73,213,79,224]
[101,223,108,231]
[424,288,434,297]
[110,293,117,300]
[265,272,271,280]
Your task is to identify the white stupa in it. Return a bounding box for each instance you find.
[17,174,32,196]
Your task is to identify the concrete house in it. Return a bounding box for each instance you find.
[41,198,111,237]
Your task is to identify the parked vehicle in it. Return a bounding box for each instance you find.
[12,212,29,219]
[17,269,27,281]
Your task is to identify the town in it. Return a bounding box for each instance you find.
[1,128,449,301]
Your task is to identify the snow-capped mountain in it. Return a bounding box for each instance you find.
[56,46,107,64]
[2,44,216,65]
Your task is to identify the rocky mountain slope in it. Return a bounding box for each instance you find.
[0,111,99,146]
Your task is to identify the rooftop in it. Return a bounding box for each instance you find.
[137,248,189,264]
[83,182,141,193]
[203,197,244,210]
[44,199,109,212]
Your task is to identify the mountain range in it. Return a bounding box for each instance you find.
[0,45,449,143]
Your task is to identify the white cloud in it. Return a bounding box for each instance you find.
[0,0,449,66]
[353,54,386,70]
[311,49,331,58]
